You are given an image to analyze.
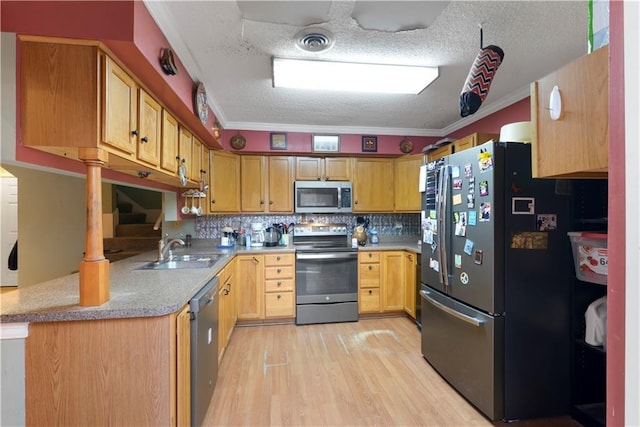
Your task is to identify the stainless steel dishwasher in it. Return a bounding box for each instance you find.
[189,277,219,427]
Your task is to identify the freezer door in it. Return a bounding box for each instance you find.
[420,285,504,420]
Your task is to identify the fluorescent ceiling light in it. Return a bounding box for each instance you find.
[272,58,439,94]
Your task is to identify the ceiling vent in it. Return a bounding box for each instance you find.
[294,27,335,52]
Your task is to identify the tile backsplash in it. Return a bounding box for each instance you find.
[195,213,420,239]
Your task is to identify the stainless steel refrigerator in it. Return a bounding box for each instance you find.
[420,140,571,421]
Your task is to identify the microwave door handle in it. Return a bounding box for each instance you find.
[337,187,342,208]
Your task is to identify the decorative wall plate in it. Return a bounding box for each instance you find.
[399,138,414,153]
[194,82,208,125]
[230,133,247,150]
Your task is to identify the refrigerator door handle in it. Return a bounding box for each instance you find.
[420,290,484,327]
[438,165,451,288]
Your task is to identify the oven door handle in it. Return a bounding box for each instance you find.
[296,252,358,260]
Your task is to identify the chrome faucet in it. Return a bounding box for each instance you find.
[158,235,186,262]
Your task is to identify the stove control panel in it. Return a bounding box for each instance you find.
[293,223,348,236]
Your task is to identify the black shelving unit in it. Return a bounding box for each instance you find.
[568,179,608,427]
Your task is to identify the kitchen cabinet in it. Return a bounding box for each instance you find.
[358,251,381,314]
[427,144,453,162]
[209,150,240,213]
[176,304,191,427]
[240,156,293,212]
[160,110,180,174]
[191,137,205,183]
[18,38,211,188]
[264,253,295,319]
[25,313,189,426]
[295,157,351,181]
[237,254,264,320]
[426,133,498,162]
[178,126,193,183]
[394,154,423,212]
[352,158,394,212]
[136,89,162,167]
[381,251,405,312]
[531,45,608,178]
[403,251,417,319]
[218,258,237,362]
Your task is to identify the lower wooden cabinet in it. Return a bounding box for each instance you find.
[381,251,405,312]
[359,250,416,316]
[176,304,191,426]
[237,254,264,320]
[403,252,418,319]
[264,253,295,319]
[217,258,238,363]
[358,251,381,313]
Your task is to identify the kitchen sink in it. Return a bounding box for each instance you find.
[136,253,223,270]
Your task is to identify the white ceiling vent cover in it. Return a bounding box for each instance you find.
[295,27,335,52]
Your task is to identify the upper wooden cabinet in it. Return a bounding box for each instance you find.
[426,133,498,162]
[394,154,423,212]
[137,89,162,167]
[178,126,193,182]
[160,110,180,174]
[531,45,608,178]
[19,38,208,188]
[352,158,394,212]
[295,157,351,181]
[209,150,240,213]
[240,156,293,212]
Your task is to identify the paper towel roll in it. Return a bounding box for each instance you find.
[500,121,531,143]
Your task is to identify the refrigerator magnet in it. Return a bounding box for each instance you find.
[480,202,491,221]
[536,214,557,231]
[464,163,473,178]
[467,193,475,208]
[463,239,474,255]
[453,179,463,190]
[468,210,478,226]
[460,272,470,285]
[455,212,467,236]
[452,193,463,205]
[473,249,483,265]
[478,149,493,172]
[452,165,460,178]
[455,254,462,269]
[479,181,489,196]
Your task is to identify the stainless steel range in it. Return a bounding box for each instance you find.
[293,223,358,325]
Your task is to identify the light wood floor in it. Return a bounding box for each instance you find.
[204,316,581,427]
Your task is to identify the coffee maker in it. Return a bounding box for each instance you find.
[250,222,265,246]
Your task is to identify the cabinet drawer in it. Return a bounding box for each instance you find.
[265,292,294,318]
[359,288,380,313]
[359,251,380,263]
[265,265,293,280]
[265,278,294,293]
[264,253,294,266]
[359,263,380,287]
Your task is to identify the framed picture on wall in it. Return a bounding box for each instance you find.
[312,134,340,152]
[270,132,287,150]
[362,135,377,152]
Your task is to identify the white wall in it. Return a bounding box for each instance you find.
[625,1,640,424]
[0,170,18,286]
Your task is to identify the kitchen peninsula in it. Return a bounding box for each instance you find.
[0,238,420,426]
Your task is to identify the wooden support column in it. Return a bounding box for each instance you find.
[78,148,110,306]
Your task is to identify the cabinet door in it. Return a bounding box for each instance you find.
[137,89,162,166]
[176,304,191,427]
[295,157,323,181]
[382,251,405,312]
[532,45,608,178]
[427,144,452,162]
[102,57,137,155]
[353,158,394,212]
[178,126,192,181]
[160,110,179,174]
[191,138,204,183]
[324,157,351,181]
[237,255,264,320]
[403,252,417,318]
[268,156,293,212]
[394,154,423,212]
[240,156,266,212]
[210,150,240,212]
[453,133,498,153]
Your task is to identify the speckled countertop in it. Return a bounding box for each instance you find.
[0,237,421,324]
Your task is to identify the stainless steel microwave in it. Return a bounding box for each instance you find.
[294,181,353,214]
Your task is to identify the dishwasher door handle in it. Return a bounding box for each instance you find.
[420,290,484,327]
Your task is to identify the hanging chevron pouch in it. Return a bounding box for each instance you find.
[459,44,504,117]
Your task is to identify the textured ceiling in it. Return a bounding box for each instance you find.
[144,1,588,137]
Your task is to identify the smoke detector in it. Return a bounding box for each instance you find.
[294,27,335,52]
